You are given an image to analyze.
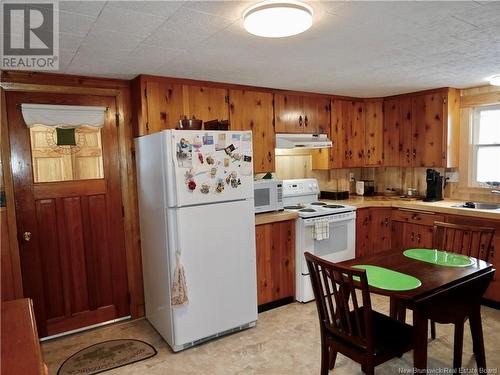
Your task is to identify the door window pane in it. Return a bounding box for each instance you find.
[29,125,104,183]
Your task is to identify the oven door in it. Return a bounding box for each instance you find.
[299,214,356,275]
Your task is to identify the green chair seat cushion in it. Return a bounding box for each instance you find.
[352,265,422,291]
[403,248,474,267]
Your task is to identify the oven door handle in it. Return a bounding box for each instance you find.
[303,217,355,226]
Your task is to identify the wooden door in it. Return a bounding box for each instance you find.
[355,208,371,258]
[229,89,274,173]
[255,220,295,305]
[274,94,304,133]
[412,93,446,167]
[302,96,330,134]
[183,85,229,122]
[370,208,392,253]
[399,96,413,166]
[342,101,365,167]
[365,100,384,166]
[382,98,401,166]
[6,91,129,337]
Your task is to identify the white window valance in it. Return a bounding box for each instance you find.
[21,104,107,128]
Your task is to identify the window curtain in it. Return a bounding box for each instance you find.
[20,104,107,128]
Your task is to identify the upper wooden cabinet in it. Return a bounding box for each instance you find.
[274,94,330,134]
[342,100,365,167]
[385,88,460,168]
[365,100,384,166]
[229,89,275,173]
[183,85,229,122]
[132,76,230,137]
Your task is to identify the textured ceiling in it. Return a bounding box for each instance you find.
[53,1,500,97]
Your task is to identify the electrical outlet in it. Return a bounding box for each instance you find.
[446,171,459,183]
[349,173,355,182]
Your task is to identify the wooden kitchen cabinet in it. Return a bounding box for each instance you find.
[382,98,403,167]
[342,101,365,167]
[311,98,344,169]
[229,89,275,173]
[255,220,295,306]
[274,94,330,134]
[391,209,444,250]
[355,208,392,258]
[182,85,229,122]
[365,100,384,166]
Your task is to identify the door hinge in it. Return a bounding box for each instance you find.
[115,113,120,127]
[121,205,125,218]
[225,95,229,104]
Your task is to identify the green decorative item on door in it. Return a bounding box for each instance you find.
[403,248,474,267]
[352,265,422,291]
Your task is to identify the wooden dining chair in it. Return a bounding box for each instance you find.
[305,252,414,375]
[429,221,495,370]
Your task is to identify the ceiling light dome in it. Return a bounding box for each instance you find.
[490,75,500,86]
[243,1,313,38]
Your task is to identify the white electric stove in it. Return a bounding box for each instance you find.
[283,179,357,302]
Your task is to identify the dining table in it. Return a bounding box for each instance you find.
[340,248,495,373]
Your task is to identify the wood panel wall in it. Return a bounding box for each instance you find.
[0,71,145,317]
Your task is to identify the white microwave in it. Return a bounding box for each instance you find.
[254,179,284,213]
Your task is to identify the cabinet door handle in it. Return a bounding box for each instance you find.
[410,232,415,241]
[367,149,371,159]
[23,231,32,242]
[268,151,272,162]
[304,115,308,127]
[384,218,389,226]
[345,150,348,159]
[412,149,416,158]
[299,115,303,126]
[417,233,421,242]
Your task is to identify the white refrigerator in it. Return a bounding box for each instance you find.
[135,129,257,352]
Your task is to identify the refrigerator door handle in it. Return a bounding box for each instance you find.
[164,130,177,208]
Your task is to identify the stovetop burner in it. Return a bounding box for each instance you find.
[284,205,303,210]
[310,202,327,206]
[299,208,317,212]
[325,204,345,209]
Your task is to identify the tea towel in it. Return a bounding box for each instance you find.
[312,220,329,241]
[171,251,188,306]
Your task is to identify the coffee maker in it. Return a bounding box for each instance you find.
[424,169,443,202]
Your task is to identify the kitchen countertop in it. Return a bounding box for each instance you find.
[255,211,298,225]
[322,196,500,221]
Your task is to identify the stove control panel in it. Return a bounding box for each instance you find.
[282,178,319,197]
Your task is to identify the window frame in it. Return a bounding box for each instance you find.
[470,104,500,188]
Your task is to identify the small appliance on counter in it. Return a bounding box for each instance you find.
[424,169,444,202]
[355,180,375,196]
[319,190,349,200]
[254,179,284,213]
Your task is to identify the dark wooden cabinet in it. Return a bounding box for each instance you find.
[382,98,402,167]
[255,220,295,306]
[229,89,275,173]
[275,94,330,134]
[391,209,444,251]
[355,208,392,258]
[311,98,343,169]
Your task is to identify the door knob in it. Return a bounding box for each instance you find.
[23,231,32,242]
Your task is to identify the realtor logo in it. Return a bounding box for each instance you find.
[2,2,59,70]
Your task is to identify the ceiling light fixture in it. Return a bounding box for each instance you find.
[489,75,500,86]
[243,1,313,38]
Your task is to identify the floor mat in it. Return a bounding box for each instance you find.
[57,339,157,375]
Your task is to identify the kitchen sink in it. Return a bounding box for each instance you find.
[452,202,500,210]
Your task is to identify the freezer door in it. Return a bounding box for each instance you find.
[169,199,257,347]
[168,130,254,207]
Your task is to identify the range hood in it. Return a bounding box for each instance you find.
[275,133,332,149]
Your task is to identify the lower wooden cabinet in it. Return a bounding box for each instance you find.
[255,220,295,306]
[355,208,392,257]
